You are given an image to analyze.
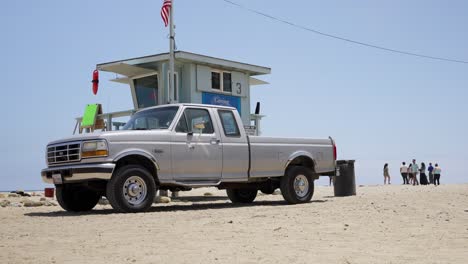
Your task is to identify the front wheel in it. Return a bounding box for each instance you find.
[280,166,315,204]
[226,189,257,203]
[56,184,100,212]
[106,165,157,213]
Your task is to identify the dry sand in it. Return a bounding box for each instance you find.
[1,184,468,264]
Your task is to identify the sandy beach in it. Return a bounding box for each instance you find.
[1,184,467,264]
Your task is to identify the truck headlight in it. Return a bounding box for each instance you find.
[81,140,108,158]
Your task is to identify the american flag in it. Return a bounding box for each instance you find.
[161,0,172,27]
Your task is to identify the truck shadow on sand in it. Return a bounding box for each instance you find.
[24,199,329,217]
[172,195,230,202]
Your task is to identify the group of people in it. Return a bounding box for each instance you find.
[383,159,442,185]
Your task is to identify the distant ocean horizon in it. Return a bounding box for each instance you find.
[0,189,44,193]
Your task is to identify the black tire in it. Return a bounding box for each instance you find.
[106,165,157,213]
[226,188,257,203]
[55,184,100,212]
[280,166,315,204]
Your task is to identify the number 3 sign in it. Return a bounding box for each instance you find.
[236,82,242,95]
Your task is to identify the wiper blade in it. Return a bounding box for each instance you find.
[133,128,148,130]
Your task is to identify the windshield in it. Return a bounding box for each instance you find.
[122,106,179,130]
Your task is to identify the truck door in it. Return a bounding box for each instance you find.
[216,109,249,180]
[171,107,222,182]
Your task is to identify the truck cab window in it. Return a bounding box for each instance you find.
[122,106,179,130]
[182,108,214,134]
[218,110,240,137]
[134,117,147,130]
[175,113,188,133]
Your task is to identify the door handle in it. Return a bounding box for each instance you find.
[210,139,220,145]
[187,142,195,150]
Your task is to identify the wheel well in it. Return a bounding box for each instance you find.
[114,155,159,184]
[287,156,316,173]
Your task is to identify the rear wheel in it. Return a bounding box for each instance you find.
[56,184,100,212]
[106,165,157,213]
[226,189,257,203]
[280,166,314,204]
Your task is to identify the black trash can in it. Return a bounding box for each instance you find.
[334,160,356,196]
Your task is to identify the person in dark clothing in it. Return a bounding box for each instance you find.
[419,162,428,185]
[433,164,442,185]
[428,163,434,184]
[408,164,413,184]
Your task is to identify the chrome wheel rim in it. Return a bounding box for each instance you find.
[294,175,309,198]
[123,176,147,205]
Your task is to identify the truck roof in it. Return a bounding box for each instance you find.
[136,103,236,113]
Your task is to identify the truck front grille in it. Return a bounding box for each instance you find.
[47,142,81,165]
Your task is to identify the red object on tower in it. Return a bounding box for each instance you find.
[92,70,99,95]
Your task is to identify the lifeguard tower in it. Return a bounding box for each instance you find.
[76,51,271,135]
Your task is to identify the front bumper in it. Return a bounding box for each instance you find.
[41,163,115,184]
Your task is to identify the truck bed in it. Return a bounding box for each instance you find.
[248,136,335,178]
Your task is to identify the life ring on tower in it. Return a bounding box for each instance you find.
[92,70,99,95]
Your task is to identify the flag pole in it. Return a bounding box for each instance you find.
[168,0,175,103]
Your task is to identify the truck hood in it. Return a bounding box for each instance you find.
[47,130,172,145]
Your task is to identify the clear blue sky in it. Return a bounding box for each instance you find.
[1,0,467,190]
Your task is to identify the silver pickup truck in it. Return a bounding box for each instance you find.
[42,104,337,213]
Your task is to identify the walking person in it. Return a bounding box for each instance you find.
[433,163,442,185]
[419,162,428,185]
[408,164,413,185]
[411,159,419,185]
[329,176,335,186]
[400,162,409,184]
[383,163,391,185]
[428,163,434,184]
